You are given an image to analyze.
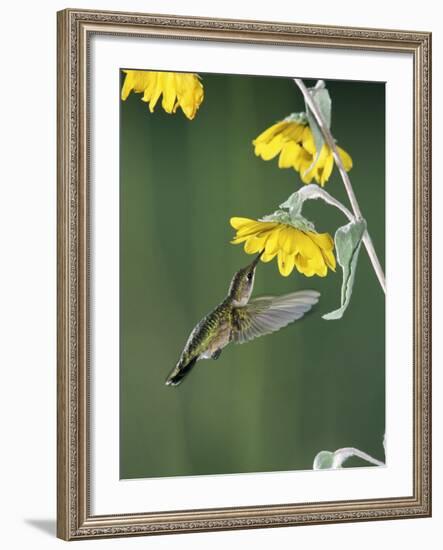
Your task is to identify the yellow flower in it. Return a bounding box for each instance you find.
[121,70,204,120]
[253,119,352,186]
[230,217,336,277]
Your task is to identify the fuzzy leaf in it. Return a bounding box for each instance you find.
[323,219,366,320]
[284,112,309,125]
[313,447,384,470]
[279,192,303,219]
[280,185,354,222]
[304,81,332,171]
[262,191,316,232]
[313,451,335,469]
[313,448,354,470]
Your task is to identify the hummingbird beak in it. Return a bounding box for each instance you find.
[250,250,264,269]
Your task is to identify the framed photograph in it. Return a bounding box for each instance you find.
[57,8,431,540]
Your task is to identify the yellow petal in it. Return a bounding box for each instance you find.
[303,144,325,184]
[280,227,298,255]
[294,254,315,277]
[308,232,334,251]
[175,73,204,120]
[230,218,277,245]
[321,248,336,271]
[146,74,163,112]
[121,71,135,100]
[295,254,327,277]
[140,73,157,103]
[312,259,328,277]
[253,121,288,145]
[296,145,317,182]
[277,249,295,277]
[236,222,277,239]
[230,236,249,245]
[299,155,316,183]
[254,135,285,161]
[283,122,306,143]
[264,227,283,256]
[261,250,278,262]
[302,126,316,155]
[318,150,334,186]
[314,144,329,169]
[161,73,178,113]
[278,141,303,169]
[337,146,353,171]
[244,234,268,254]
[296,232,324,263]
[121,70,152,100]
[230,217,256,230]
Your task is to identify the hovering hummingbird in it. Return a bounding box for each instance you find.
[165,253,320,386]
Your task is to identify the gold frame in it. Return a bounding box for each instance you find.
[57,8,432,540]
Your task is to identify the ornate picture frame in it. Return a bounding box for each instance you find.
[57,8,431,540]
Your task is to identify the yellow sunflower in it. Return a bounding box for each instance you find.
[253,119,352,186]
[230,217,336,277]
[121,70,204,120]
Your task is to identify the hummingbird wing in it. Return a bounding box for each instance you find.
[232,290,320,344]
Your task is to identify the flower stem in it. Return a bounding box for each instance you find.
[293,78,386,294]
[333,447,385,468]
[294,184,355,222]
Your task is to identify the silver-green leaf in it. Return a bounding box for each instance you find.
[313,447,384,470]
[323,219,367,320]
[313,451,335,469]
[304,80,332,173]
[280,184,354,222]
[261,190,316,232]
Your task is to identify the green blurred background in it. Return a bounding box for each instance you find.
[120,71,385,479]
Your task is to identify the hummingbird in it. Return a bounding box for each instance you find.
[165,252,320,386]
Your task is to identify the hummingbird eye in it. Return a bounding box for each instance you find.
[247,272,253,281]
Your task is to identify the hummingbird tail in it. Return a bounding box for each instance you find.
[165,357,198,387]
